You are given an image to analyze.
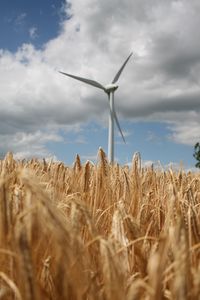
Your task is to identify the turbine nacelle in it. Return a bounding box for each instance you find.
[104,83,118,93]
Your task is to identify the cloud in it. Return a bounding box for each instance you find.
[146,131,159,142]
[74,135,87,144]
[29,27,38,40]
[0,0,200,158]
[0,131,63,159]
[14,13,27,32]
[15,13,27,26]
[168,121,200,145]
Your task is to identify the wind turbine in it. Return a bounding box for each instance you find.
[59,52,133,163]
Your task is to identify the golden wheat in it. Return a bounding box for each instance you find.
[0,150,199,299]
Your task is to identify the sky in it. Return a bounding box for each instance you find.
[0,0,200,168]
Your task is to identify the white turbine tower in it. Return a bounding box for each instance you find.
[59,52,133,163]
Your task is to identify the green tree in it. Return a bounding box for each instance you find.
[193,142,200,168]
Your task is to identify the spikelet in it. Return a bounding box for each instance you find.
[98,147,108,176]
[82,160,91,193]
[0,181,9,244]
[170,219,191,300]
[147,236,168,300]
[132,152,141,173]
[2,152,15,176]
[16,223,39,300]
[39,256,55,298]
[111,208,130,274]
[73,154,82,173]
[100,238,126,300]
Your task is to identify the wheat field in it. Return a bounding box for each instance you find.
[0,149,200,299]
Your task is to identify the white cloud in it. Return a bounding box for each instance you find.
[0,0,200,158]
[0,131,63,159]
[74,135,87,144]
[146,131,159,142]
[15,13,27,26]
[168,121,200,145]
[29,27,38,40]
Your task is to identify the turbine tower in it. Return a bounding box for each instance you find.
[59,52,133,163]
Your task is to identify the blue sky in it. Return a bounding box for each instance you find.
[0,0,200,169]
[0,0,65,51]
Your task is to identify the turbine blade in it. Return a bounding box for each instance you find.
[112,52,133,84]
[113,109,126,144]
[108,96,126,143]
[59,71,105,90]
